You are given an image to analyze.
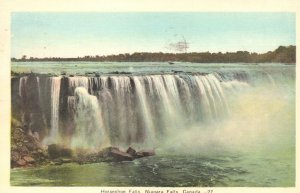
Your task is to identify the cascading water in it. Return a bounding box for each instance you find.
[132,76,155,147]
[18,76,28,123]
[47,77,62,144]
[10,63,295,187]
[70,87,107,149]
[19,76,28,98]
[13,69,293,151]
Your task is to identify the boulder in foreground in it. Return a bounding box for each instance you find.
[101,147,134,162]
[126,147,155,158]
[75,146,155,164]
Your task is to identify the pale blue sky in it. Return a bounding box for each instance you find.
[11,12,295,58]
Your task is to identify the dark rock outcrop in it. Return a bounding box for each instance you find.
[11,126,48,168]
[126,147,137,157]
[101,147,133,162]
[126,147,155,158]
[139,149,155,157]
[11,124,155,167]
[48,144,73,159]
[75,146,155,164]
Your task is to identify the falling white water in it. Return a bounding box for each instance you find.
[174,75,194,118]
[132,76,156,146]
[48,77,62,144]
[36,77,42,104]
[201,76,219,119]
[13,63,295,167]
[18,72,254,149]
[109,76,135,145]
[163,75,181,109]
[194,76,214,121]
[67,96,76,112]
[71,87,108,149]
[19,76,28,97]
[206,74,229,114]
[100,76,109,88]
[68,77,89,94]
[150,75,180,130]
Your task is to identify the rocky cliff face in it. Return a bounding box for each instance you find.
[11,119,48,168]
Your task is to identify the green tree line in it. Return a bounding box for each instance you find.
[11,45,296,63]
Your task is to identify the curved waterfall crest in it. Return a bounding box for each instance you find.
[15,70,286,150]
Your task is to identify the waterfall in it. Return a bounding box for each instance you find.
[71,87,107,149]
[68,77,89,95]
[109,76,135,146]
[151,75,179,126]
[48,77,62,144]
[194,76,213,121]
[15,72,256,149]
[36,77,42,108]
[132,76,155,146]
[19,76,28,97]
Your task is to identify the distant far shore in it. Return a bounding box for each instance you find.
[11,45,295,64]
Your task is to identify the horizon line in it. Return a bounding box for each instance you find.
[11,45,296,59]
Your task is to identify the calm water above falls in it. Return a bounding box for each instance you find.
[11,61,294,75]
[10,62,295,186]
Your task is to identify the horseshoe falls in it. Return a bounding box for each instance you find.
[10,62,295,187]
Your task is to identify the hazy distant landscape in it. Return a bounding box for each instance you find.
[11,45,295,63]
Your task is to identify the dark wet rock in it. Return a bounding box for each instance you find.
[106,148,133,162]
[109,71,131,75]
[25,142,37,151]
[32,149,48,160]
[47,144,61,159]
[126,147,155,158]
[61,148,73,158]
[48,144,73,159]
[101,147,133,162]
[172,70,183,73]
[126,147,137,157]
[75,147,136,164]
[139,149,155,157]
[12,123,155,167]
[135,152,145,158]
